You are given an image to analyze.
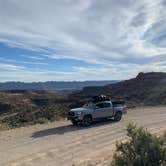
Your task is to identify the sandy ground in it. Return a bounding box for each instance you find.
[0,106,166,166]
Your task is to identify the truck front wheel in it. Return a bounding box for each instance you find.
[82,115,92,126]
[114,112,122,121]
[71,120,78,126]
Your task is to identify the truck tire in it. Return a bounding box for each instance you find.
[114,112,122,121]
[82,115,92,126]
[71,120,78,126]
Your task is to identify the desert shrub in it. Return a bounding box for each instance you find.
[0,103,70,128]
[34,117,49,124]
[111,123,166,166]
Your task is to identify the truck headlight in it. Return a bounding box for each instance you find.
[77,112,82,115]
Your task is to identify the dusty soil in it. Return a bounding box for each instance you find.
[0,106,166,166]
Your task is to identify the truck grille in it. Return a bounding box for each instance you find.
[68,111,75,116]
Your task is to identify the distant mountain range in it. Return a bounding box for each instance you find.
[73,72,166,106]
[0,80,118,90]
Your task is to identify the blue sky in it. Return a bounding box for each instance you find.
[0,0,166,82]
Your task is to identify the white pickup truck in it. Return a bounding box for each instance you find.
[68,99,127,126]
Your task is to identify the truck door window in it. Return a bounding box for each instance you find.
[96,103,104,108]
[96,102,110,108]
[103,102,111,108]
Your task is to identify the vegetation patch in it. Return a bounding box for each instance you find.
[0,103,70,128]
[111,123,166,166]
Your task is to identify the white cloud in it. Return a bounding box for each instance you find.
[21,55,46,60]
[0,60,165,82]
[0,63,26,71]
[0,0,165,81]
[0,57,48,65]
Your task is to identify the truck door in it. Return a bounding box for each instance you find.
[102,102,114,117]
[94,102,113,118]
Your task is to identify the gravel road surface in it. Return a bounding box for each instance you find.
[0,106,165,166]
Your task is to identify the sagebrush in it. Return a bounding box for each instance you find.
[111,123,166,166]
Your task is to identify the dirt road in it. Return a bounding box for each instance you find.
[0,106,166,166]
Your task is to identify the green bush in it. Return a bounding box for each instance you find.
[111,123,166,166]
[0,103,70,128]
[34,117,49,124]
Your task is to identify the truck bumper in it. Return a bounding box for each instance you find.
[67,116,82,121]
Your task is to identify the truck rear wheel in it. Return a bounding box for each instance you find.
[114,112,122,121]
[82,115,92,126]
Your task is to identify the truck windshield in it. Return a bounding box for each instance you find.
[83,102,95,109]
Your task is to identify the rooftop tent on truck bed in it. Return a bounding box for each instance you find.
[91,95,110,103]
